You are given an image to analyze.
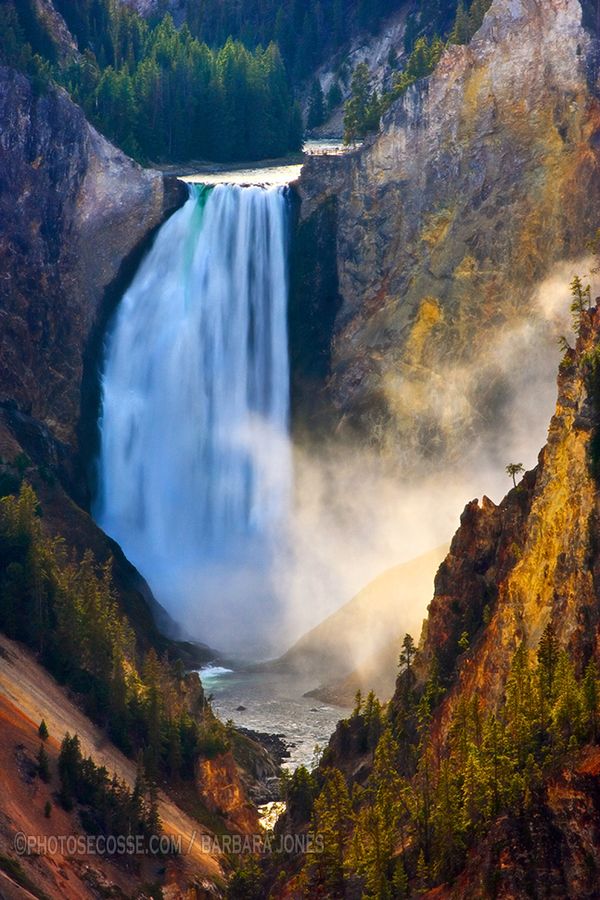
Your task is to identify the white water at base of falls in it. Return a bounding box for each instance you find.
[95,184,292,657]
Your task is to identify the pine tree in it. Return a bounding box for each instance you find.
[142,648,164,778]
[570,274,591,334]
[431,757,463,880]
[481,715,509,818]
[364,690,383,750]
[37,743,51,783]
[450,1,473,44]
[58,733,81,810]
[551,650,583,751]
[327,80,343,113]
[285,765,317,822]
[147,779,161,837]
[537,623,559,737]
[469,0,492,34]
[506,462,525,487]
[583,658,600,741]
[344,62,379,144]
[132,751,148,832]
[399,633,416,673]
[307,768,352,895]
[38,719,49,741]
[505,643,535,766]
[461,750,484,836]
[348,730,405,896]
[288,99,304,151]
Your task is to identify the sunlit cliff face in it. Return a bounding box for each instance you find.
[281,0,600,669]
[414,302,600,751]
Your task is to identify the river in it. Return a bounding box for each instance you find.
[199,666,350,771]
[178,139,347,186]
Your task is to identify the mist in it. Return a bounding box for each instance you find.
[269,257,598,660]
[98,222,597,664]
[157,257,596,662]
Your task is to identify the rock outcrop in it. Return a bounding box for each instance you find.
[294,0,600,465]
[195,751,261,835]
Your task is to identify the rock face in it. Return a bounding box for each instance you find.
[294,0,600,464]
[195,751,261,834]
[0,66,186,488]
[0,64,192,651]
[408,304,600,750]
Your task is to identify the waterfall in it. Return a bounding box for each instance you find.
[95,183,291,656]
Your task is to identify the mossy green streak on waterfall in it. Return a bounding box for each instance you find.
[184,184,213,304]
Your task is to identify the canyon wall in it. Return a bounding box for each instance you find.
[0,65,186,482]
[0,64,192,652]
[411,303,600,734]
[294,0,600,467]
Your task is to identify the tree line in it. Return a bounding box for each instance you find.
[292,625,600,897]
[232,626,600,897]
[0,0,302,162]
[58,733,162,845]
[180,0,403,86]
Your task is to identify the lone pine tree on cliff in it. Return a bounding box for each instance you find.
[506,462,524,487]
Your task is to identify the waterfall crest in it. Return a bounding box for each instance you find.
[96,184,291,655]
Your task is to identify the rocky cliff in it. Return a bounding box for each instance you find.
[274,307,600,900]
[0,65,186,492]
[0,63,193,652]
[411,301,600,738]
[399,303,600,895]
[293,0,600,467]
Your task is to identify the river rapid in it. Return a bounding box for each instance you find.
[200,666,350,771]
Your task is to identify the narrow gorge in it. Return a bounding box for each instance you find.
[2,0,600,896]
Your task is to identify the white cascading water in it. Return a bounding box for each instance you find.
[95,184,291,656]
